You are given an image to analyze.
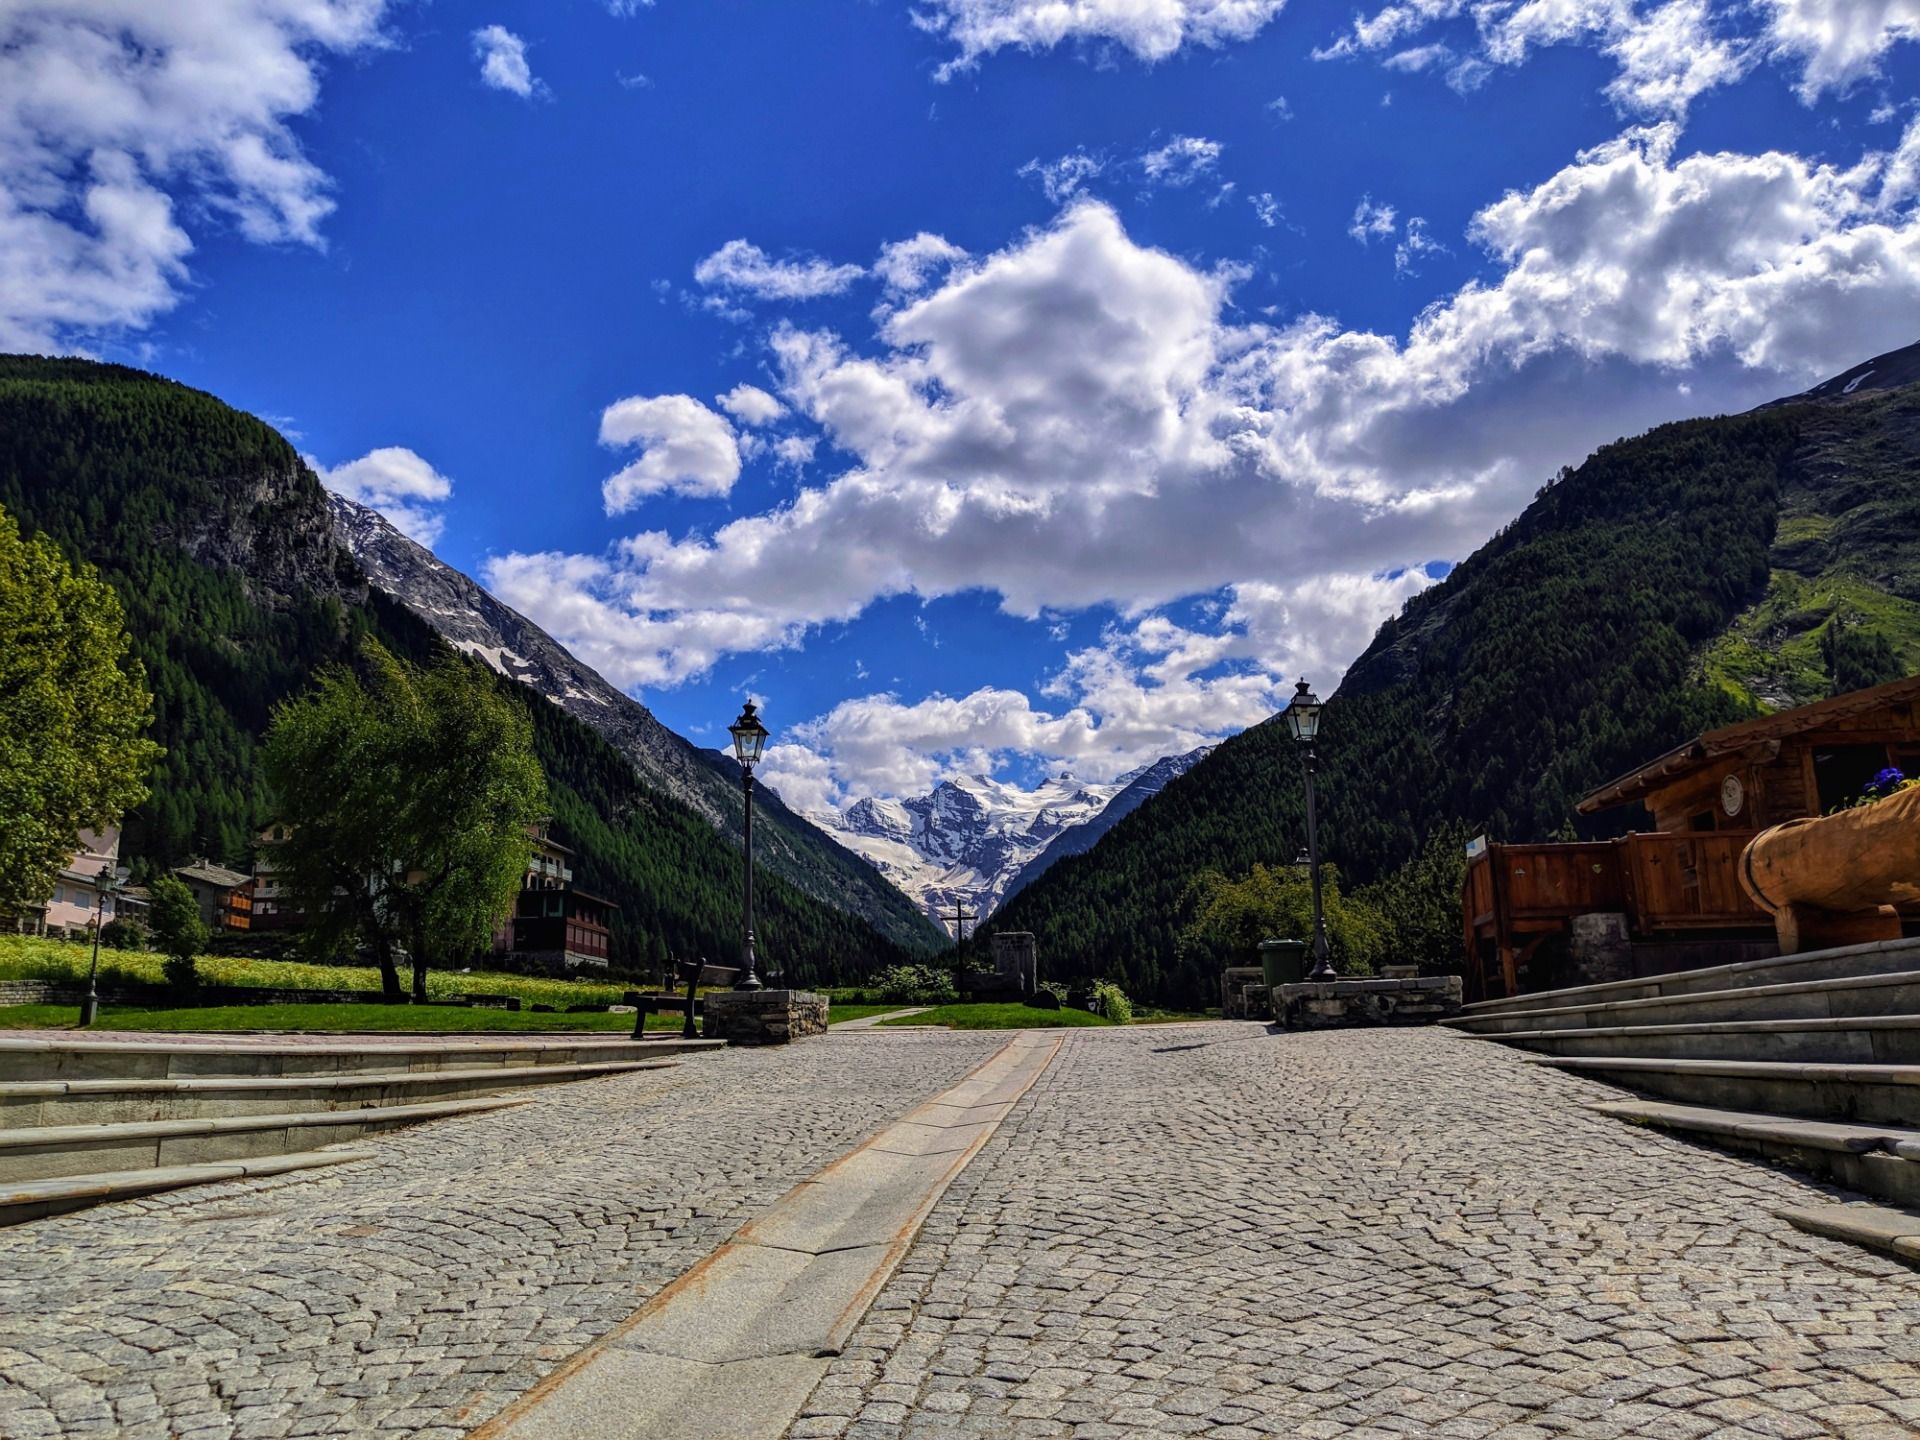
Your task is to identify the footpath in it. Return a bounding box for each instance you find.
[3,1026,1919,1439]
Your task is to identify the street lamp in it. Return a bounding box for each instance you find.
[1284,678,1336,982]
[79,866,128,1027]
[728,699,769,993]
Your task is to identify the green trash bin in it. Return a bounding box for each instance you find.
[1258,938,1308,989]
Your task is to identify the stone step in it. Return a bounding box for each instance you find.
[1448,968,1920,1036]
[1534,1054,1920,1127]
[1586,1097,1920,1209]
[0,1094,527,1184]
[1455,935,1920,1019]
[1777,1203,1920,1266]
[0,1147,373,1227]
[1476,1015,1920,1065]
[0,1058,677,1128]
[0,1034,722,1082]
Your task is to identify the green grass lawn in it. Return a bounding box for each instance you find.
[884,1002,1116,1030]
[0,1002,700,1034]
[0,934,637,1010]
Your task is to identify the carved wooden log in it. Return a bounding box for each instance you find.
[1739,785,1920,953]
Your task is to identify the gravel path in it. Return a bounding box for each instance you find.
[793,1024,1920,1440]
[0,1030,999,1439]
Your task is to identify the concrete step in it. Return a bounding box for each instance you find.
[1449,968,1920,1036]
[0,1034,721,1082]
[1777,1203,1920,1266]
[0,1147,372,1227]
[1478,1015,1920,1065]
[1456,936,1920,1019]
[1534,1054,1920,1127]
[1587,1097,1920,1209]
[0,1058,677,1128]
[0,1094,527,1184]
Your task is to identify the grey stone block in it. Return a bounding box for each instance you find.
[480,1347,831,1440]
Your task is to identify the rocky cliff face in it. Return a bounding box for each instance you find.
[329,494,945,951]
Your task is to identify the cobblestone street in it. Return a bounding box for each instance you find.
[5,1024,1920,1440]
[0,1032,998,1439]
[801,1026,1920,1440]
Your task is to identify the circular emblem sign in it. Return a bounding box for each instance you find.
[1720,773,1745,818]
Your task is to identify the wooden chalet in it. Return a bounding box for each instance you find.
[493,820,619,971]
[1463,675,1920,1001]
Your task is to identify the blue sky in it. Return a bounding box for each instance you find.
[6,0,1920,812]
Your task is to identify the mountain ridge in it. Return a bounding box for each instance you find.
[0,354,940,976]
[812,770,1123,928]
[983,343,1920,1005]
[330,495,945,952]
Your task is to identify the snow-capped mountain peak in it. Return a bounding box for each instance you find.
[812,764,1191,931]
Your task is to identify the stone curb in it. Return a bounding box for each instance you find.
[466,1031,1065,1440]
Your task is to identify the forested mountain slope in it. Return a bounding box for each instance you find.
[986,349,1920,1005]
[331,495,944,951]
[0,356,935,978]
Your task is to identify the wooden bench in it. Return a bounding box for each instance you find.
[625,960,743,1039]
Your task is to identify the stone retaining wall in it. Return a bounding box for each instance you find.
[0,981,76,1005]
[1272,975,1463,1030]
[0,980,525,1011]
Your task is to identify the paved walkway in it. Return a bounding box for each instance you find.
[835,1008,930,1030]
[0,1031,999,1439]
[798,1026,1920,1440]
[4,1025,1920,1440]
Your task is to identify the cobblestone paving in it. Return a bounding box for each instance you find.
[0,1030,999,1440]
[795,1025,1920,1440]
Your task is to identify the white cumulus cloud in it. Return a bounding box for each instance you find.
[1349,195,1398,242]
[875,233,970,295]
[315,446,454,546]
[917,0,1291,76]
[1020,149,1107,203]
[472,24,542,98]
[1139,135,1223,187]
[716,383,786,426]
[598,394,742,510]
[486,125,1920,725]
[1759,0,1920,98]
[1318,0,1920,116]
[693,239,864,300]
[0,0,391,352]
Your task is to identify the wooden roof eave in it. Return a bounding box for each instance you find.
[1577,738,1782,815]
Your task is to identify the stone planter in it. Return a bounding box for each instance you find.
[1271,975,1463,1031]
[701,989,829,1045]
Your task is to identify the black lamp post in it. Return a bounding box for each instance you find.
[728,699,770,992]
[78,866,127,1027]
[1284,678,1336,982]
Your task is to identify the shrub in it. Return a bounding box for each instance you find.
[870,963,959,1005]
[1088,980,1133,1023]
[100,916,147,951]
[147,875,208,992]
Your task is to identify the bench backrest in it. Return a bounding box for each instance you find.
[673,960,743,987]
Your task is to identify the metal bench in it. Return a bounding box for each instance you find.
[625,959,743,1039]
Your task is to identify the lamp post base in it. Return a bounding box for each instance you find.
[735,933,764,992]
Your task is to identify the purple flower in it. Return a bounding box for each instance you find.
[1864,767,1908,798]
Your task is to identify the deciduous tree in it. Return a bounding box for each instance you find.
[0,505,159,916]
[262,640,547,1000]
